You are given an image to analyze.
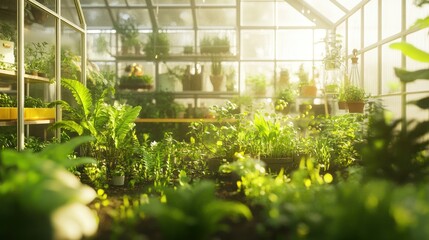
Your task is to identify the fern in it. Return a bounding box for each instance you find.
[61,78,93,120]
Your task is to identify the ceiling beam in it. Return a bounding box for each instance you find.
[330,0,348,13]
[283,0,333,28]
[145,0,158,31]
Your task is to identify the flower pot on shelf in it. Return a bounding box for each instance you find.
[347,101,365,113]
[338,101,347,110]
[210,74,223,91]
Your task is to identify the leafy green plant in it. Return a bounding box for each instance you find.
[0,136,98,240]
[343,85,365,102]
[322,32,344,70]
[50,79,141,180]
[246,73,268,95]
[140,180,252,240]
[0,93,15,107]
[200,36,230,55]
[143,31,170,61]
[0,23,15,42]
[24,41,51,75]
[114,18,140,49]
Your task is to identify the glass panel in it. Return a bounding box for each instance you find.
[35,0,55,12]
[276,2,316,27]
[336,0,363,10]
[166,31,195,55]
[80,0,106,7]
[382,0,401,39]
[314,29,328,62]
[127,0,147,6]
[363,48,378,95]
[62,23,83,82]
[26,2,55,26]
[112,9,152,29]
[156,8,193,28]
[107,0,127,7]
[381,41,401,95]
[83,9,113,29]
[276,30,313,60]
[347,10,361,52]
[303,0,344,23]
[61,0,80,26]
[276,62,315,86]
[87,32,115,60]
[383,96,402,119]
[406,0,428,28]
[196,8,236,28]
[195,0,235,6]
[241,62,275,97]
[154,0,190,5]
[241,30,274,60]
[241,2,275,26]
[363,0,378,47]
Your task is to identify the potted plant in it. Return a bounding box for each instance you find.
[344,85,365,113]
[0,23,16,70]
[24,41,51,77]
[112,165,125,186]
[94,35,110,55]
[297,64,317,97]
[275,87,297,114]
[114,18,140,55]
[246,74,267,96]
[0,93,15,120]
[143,31,170,61]
[183,45,193,54]
[225,66,236,92]
[322,32,344,93]
[119,74,153,90]
[210,57,223,91]
[278,68,290,90]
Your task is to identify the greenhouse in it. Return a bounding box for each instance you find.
[0,0,429,239]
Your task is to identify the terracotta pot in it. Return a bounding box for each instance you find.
[300,85,317,97]
[347,101,365,113]
[210,75,223,91]
[338,101,347,110]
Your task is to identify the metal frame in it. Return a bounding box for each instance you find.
[16,0,86,150]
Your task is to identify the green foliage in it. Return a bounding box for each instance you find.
[200,36,230,55]
[0,136,98,240]
[143,31,170,61]
[51,79,141,181]
[0,23,16,42]
[24,41,51,74]
[113,18,139,47]
[297,64,311,86]
[344,85,365,102]
[140,180,252,240]
[0,93,15,107]
[302,115,364,172]
[246,73,267,95]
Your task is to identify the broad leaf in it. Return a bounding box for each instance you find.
[412,16,429,29]
[394,68,429,82]
[38,136,94,163]
[61,79,93,119]
[390,42,429,63]
[114,106,141,146]
[408,96,429,109]
[49,120,84,135]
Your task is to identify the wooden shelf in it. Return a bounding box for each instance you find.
[113,54,238,62]
[135,118,236,123]
[0,69,51,83]
[0,119,55,126]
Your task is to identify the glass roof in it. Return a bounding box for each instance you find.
[79,0,365,30]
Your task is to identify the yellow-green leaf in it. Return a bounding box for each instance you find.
[390,42,429,63]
